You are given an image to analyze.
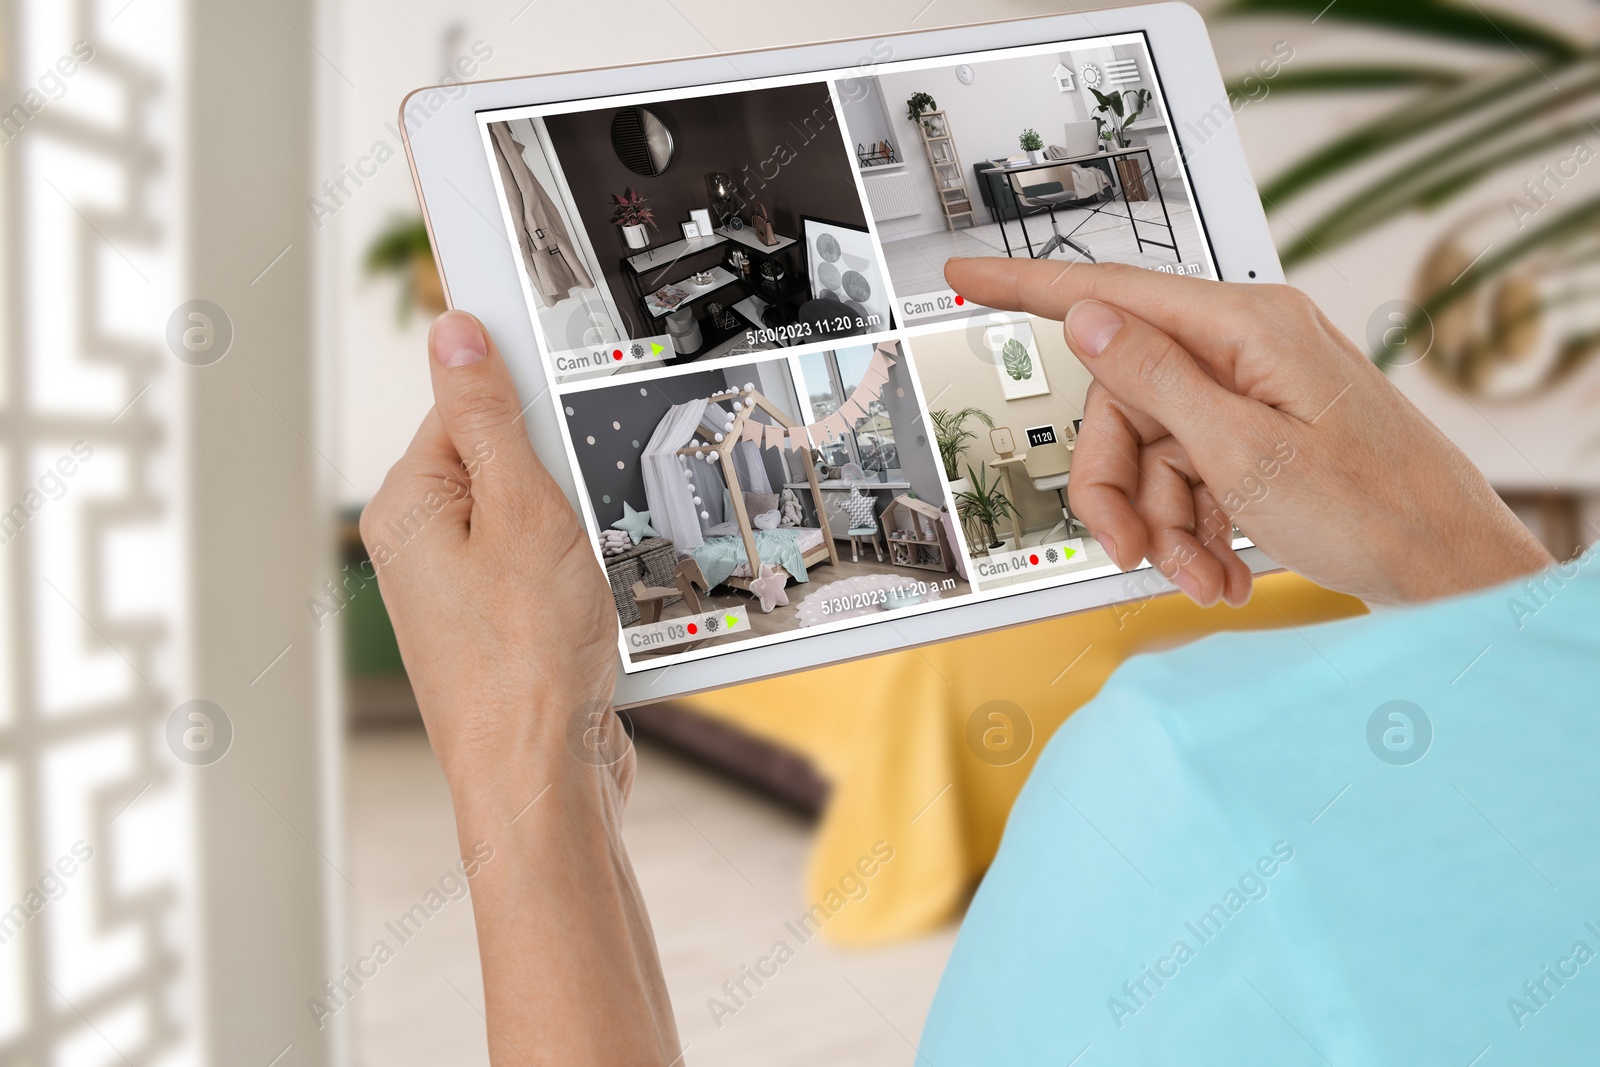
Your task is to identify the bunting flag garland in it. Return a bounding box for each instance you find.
[705,348,898,452]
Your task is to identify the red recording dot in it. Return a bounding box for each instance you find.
[613,349,624,360]
[687,622,698,635]
[1029,553,1040,565]
[954,295,965,306]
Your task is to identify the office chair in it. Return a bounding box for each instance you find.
[1013,178,1097,262]
[1022,441,1088,543]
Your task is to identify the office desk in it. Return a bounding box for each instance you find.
[987,456,1029,547]
[979,147,1179,263]
[988,447,1074,548]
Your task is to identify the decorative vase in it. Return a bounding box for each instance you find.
[947,476,972,496]
[1027,149,1045,165]
[622,223,649,249]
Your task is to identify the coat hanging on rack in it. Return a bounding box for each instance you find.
[489,122,595,307]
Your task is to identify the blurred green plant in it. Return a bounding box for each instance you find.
[1223,0,1600,395]
[365,215,441,323]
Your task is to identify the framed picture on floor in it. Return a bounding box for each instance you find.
[987,316,1050,399]
[801,216,893,336]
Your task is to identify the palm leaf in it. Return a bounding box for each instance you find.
[1221,0,1581,58]
[1371,191,1600,369]
[1257,52,1594,206]
[1279,105,1600,266]
[1419,192,1600,320]
[1224,64,1465,97]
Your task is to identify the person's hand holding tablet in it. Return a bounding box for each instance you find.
[945,258,1552,607]
[377,7,1571,1059]
[363,263,1557,1062]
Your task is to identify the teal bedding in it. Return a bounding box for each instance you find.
[692,528,814,588]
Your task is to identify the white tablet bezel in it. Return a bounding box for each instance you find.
[401,2,1284,709]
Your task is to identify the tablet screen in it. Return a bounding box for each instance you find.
[477,31,1237,672]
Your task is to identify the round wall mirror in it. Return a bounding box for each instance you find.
[610,107,674,176]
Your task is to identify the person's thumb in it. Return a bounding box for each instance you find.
[1063,299,1251,451]
[427,310,538,503]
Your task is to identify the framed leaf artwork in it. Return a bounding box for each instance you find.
[987,316,1050,399]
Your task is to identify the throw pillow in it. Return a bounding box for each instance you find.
[752,510,780,531]
[842,491,876,530]
[611,501,657,544]
[744,491,780,517]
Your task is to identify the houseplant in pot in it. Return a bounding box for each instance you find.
[1089,87,1154,199]
[932,406,994,496]
[1020,127,1046,164]
[954,464,1015,554]
[905,91,937,125]
[610,187,657,250]
[364,214,445,323]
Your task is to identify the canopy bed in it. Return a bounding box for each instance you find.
[639,347,899,597]
[668,385,838,592]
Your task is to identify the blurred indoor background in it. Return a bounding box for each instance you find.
[4,0,1597,1064]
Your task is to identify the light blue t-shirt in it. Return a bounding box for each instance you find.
[922,557,1599,1065]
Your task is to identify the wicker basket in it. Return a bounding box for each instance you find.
[605,537,679,626]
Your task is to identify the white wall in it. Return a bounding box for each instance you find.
[840,76,894,156]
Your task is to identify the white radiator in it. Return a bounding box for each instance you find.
[862,169,921,222]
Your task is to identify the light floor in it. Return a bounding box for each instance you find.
[880,198,1205,315]
[347,728,958,1066]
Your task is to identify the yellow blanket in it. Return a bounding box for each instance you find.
[676,573,1366,944]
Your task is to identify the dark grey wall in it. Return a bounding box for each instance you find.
[544,82,869,336]
[565,368,729,530]
[566,363,805,532]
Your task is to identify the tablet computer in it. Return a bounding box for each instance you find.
[401,2,1282,708]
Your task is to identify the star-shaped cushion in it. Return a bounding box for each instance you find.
[749,563,790,613]
[611,501,657,544]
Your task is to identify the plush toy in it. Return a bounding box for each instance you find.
[611,501,657,544]
[778,488,804,528]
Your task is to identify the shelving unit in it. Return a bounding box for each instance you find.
[881,494,955,572]
[914,110,975,232]
[619,224,803,362]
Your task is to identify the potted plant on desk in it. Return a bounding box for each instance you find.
[932,406,995,496]
[954,464,1014,554]
[610,187,657,250]
[1020,127,1046,165]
